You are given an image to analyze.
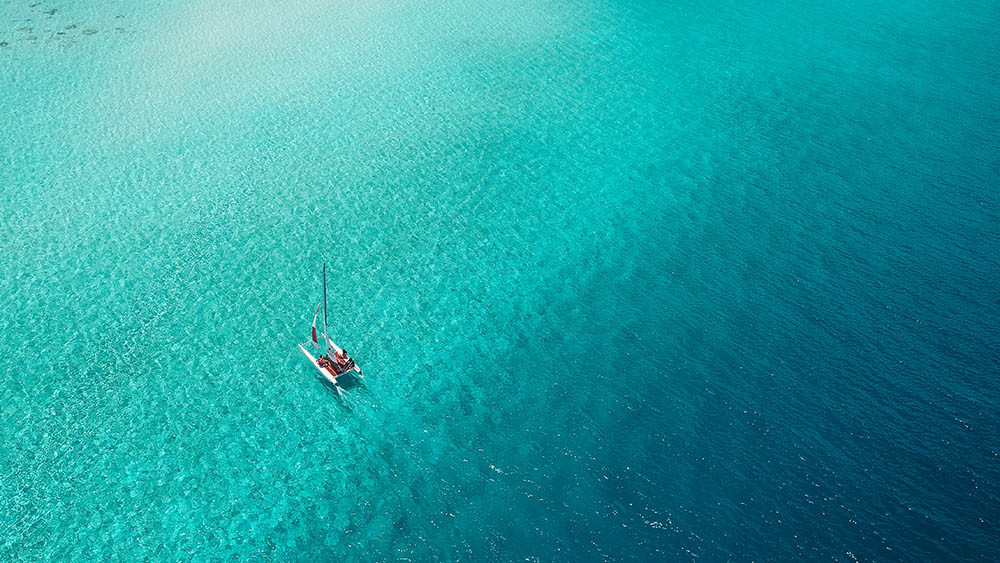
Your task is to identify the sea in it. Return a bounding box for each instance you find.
[2,0,999,560]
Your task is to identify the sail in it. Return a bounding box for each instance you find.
[311,303,321,344]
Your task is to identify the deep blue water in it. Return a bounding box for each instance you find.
[2,0,999,560]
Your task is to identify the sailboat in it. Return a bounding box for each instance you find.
[298,262,363,391]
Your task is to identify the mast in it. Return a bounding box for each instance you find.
[319,262,342,358]
[322,261,329,355]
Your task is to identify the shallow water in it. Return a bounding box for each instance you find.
[2,0,999,560]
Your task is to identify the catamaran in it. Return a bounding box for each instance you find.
[298,262,363,391]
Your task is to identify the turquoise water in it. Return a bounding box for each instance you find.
[2,0,999,559]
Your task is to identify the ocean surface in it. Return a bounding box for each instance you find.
[2,0,999,560]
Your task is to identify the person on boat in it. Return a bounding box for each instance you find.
[335,349,349,366]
